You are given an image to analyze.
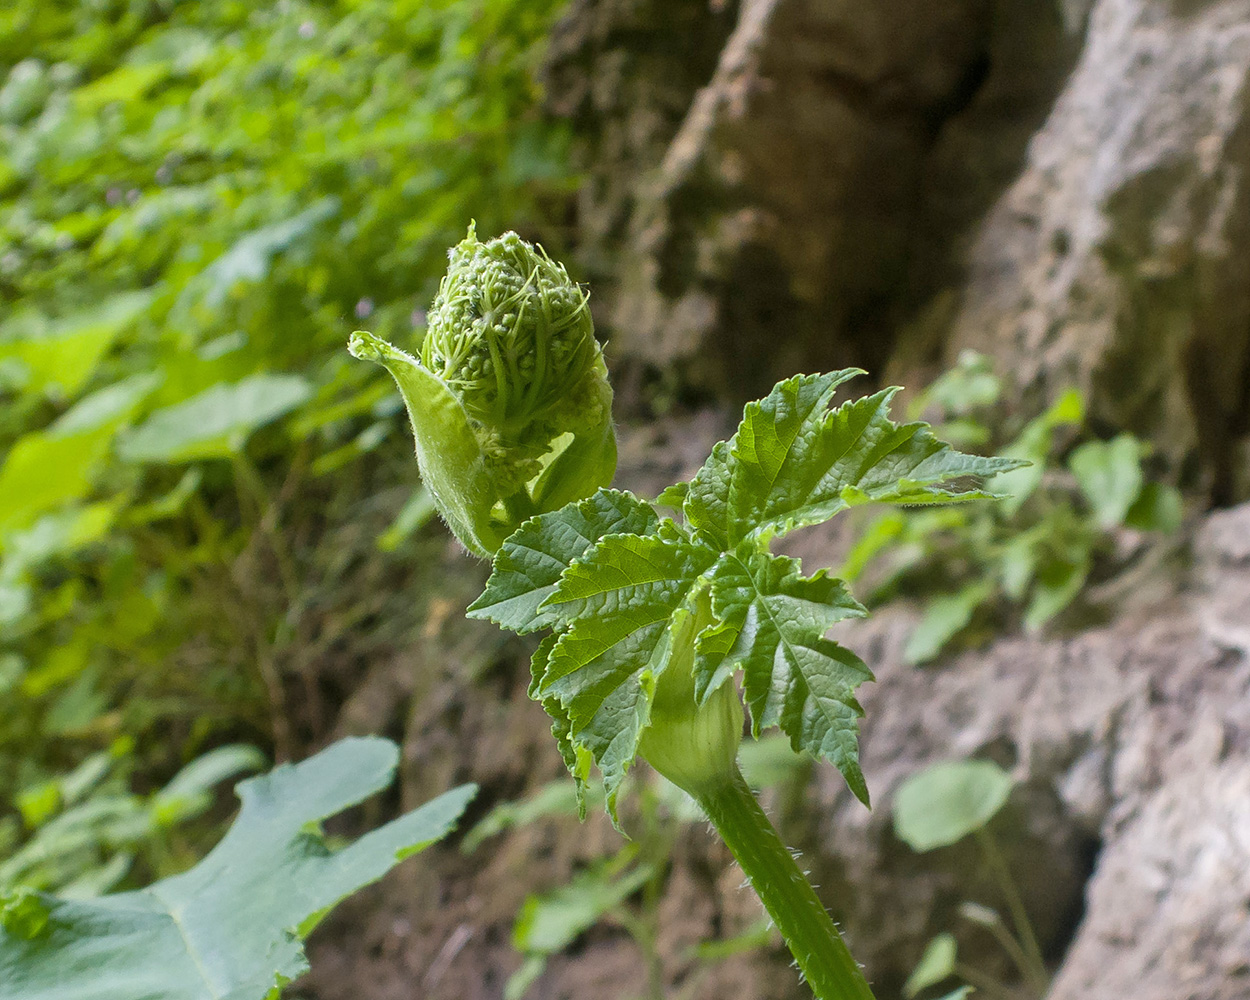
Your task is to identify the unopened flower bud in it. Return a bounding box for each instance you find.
[349,225,616,557]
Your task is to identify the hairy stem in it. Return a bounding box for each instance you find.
[694,767,876,1000]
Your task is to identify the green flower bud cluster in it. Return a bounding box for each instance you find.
[421,227,596,437]
[349,225,616,558]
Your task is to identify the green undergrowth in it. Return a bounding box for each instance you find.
[837,352,1184,664]
[0,0,573,895]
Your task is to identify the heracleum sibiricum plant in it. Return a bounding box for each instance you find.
[353,227,1026,1000]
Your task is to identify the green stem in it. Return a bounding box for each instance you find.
[973,827,1048,994]
[694,767,876,1000]
[969,908,1039,989]
[953,962,1015,1000]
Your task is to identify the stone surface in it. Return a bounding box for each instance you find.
[937,0,1250,502]
[557,0,1080,409]
[804,501,1250,997]
[555,0,1250,495]
[606,0,1000,398]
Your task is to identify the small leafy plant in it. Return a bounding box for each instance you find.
[354,230,1025,999]
[893,759,1046,999]
[839,352,1183,664]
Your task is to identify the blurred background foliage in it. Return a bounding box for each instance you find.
[0,3,1198,993]
[0,0,573,895]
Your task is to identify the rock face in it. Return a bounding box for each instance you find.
[1043,504,1250,999]
[940,0,1250,504]
[803,502,1250,998]
[552,0,1250,498]
[550,0,1079,397]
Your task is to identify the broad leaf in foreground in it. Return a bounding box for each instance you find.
[0,737,476,1000]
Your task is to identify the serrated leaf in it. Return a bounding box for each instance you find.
[679,439,735,547]
[724,369,859,542]
[468,489,659,634]
[0,738,476,1000]
[537,530,717,816]
[653,481,688,508]
[724,373,1025,543]
[486,369,1027,829]
[706,549,872,803]
[529,633,592,818]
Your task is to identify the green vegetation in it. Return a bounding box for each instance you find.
[359,230,1023,1000]
[0,0,570,902]
[466,736,802,1000]
[894,759,1046,999]
[3,6,1175,995]
[837,352,1183,664]
[0,737,476,999]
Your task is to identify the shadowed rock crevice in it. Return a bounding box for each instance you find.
[549,0,1081,408]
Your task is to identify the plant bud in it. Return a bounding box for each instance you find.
[349,225,616,557]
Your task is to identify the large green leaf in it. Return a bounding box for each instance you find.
[0,737,476,1000]
[117,374,313,464]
